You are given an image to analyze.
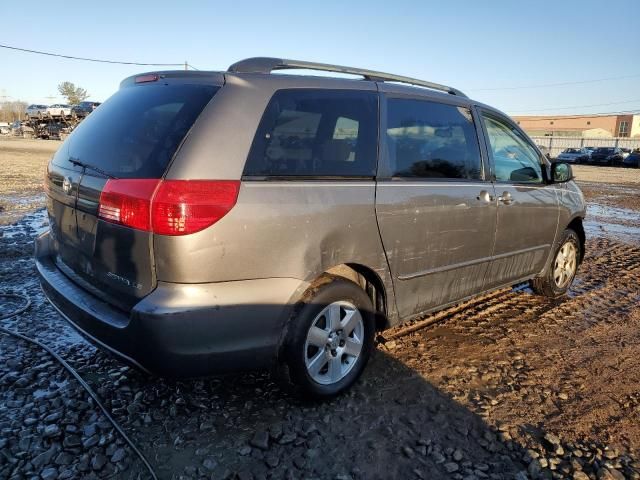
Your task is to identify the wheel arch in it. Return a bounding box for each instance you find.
[567,216,585,263]
[323,263,390,331]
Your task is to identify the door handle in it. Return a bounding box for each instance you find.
[476,190,494,203]
[498,191,513,205]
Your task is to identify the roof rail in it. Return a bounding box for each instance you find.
[227,57,467,98]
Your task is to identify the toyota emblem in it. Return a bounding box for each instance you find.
[62,177,72,195]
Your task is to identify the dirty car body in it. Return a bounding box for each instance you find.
[35,58,586,394]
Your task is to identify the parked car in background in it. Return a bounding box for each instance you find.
[25,104,48,117]
[623,150,640,168]
[556,148,590,164]
[589,147,624,166]
[0,122,10,135]
[36,58,587,398]
[10,121,22,134]
[10,121,34,138]
[71,101,101,117]
[45,104,72,117]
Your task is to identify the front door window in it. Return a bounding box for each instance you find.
[481,114,543,184]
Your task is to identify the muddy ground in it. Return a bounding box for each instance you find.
[1,137,639,479]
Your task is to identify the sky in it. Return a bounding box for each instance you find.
[1,0,639,116]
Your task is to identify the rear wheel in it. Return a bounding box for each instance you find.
[531,228,580,298]
[283,276,375,398]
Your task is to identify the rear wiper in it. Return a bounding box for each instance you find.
[68,157,118,179]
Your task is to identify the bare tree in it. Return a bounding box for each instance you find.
[0,101,28,122]
[57,82,89,105]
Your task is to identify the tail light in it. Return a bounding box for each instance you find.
[151,180,240,235]
[98,179,240,236]
[98,179,159,231]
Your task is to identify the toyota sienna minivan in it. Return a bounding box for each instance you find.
[36,58,586,397]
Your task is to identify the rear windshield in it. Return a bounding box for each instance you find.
[58,83,218,178]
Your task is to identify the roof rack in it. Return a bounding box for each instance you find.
[227,57,467,98]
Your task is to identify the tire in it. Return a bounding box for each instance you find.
[282,275,376,399]
[531,228,581,298]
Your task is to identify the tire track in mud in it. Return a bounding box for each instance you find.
[384,237,640,471]
[383,288,515,340]
[386,238,640,343]
[395,237,640,385]
[537,239,640,334]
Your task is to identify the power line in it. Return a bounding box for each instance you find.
[510,99,640,113]
[469,73,640,91]
[0,43,184,67]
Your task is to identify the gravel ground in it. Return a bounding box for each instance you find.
[1,140,640,479]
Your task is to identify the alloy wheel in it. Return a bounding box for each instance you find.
[304,301,364,385]
[553,241,577,289]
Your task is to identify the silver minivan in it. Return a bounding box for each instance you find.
[36,58,586,397]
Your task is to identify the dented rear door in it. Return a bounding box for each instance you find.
[375,93,496,319]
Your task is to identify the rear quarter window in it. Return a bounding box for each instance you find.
[385,98,483,180]
[56,83,218,178]
[243,89,378,178]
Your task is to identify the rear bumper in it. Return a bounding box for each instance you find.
[35,231,308,377]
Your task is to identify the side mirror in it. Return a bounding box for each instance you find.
[552,161,573,183]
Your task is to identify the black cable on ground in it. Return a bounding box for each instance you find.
[0,292,158,480]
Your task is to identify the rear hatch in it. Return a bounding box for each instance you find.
[45,74,221,311]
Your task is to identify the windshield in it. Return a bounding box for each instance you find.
[57,83,218,178]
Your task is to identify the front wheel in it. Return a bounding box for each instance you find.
[531,228,581,298]
[283,276,376,398]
